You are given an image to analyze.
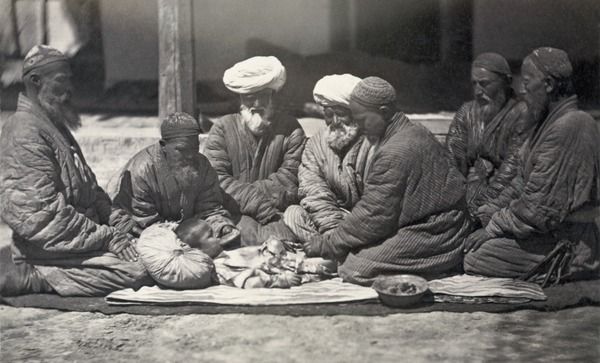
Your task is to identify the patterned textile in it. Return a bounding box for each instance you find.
[446,98,533,222]
[309,113,472,285]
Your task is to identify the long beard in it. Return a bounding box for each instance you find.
[240,104,273,137]
[38,85,81,131]
[326,123,359,152]
[171,158,200,191]
[475,93,505,125]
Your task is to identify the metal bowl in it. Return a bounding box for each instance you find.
[372,274,429,308]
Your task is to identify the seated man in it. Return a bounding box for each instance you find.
[464,48,600,283]
[304,77,471,286]
[0,45,151,297]
[446,53,534,224]
[284,74,371,243]
[111,112,239,244]
[204,56,305,246]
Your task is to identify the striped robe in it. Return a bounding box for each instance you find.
[308,113,472,285]
[464,96,600,279]
[284,129,372,243]
[446,98,533,223]
[204,112,305,245]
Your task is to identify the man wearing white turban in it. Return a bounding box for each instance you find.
[204,56,305,247]
[283,74,373,246]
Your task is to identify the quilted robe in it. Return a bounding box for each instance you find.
[465,96,600,279]
[446,98,533,222]
[0,94,150,296]
[308,113,472,285]
[111,143,234,235]
[204,112,305,245]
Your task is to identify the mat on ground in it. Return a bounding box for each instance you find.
[104,275,547,306]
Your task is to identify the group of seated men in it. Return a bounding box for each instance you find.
[0,44,598,296]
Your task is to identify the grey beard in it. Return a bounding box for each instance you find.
[326,124,359,152]
[168,157,200,191]
[38,89,81,131]
[476,97,504,125]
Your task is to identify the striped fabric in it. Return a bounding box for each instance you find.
[315,113,472,285]
[284,130,372,242]
[204,113,305,224]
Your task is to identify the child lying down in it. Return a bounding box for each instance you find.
[137,219,336,290]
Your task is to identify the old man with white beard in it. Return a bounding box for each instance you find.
[284,74,373,245]
[204,56,305,247]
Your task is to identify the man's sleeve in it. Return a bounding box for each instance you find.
[0,131,119,253]
[298,135,346,234]
[111,166,162,232]
[446,104,470,176]
[204,121,279,223]
[486,116,598,238]
[317,153,406,260]
[194,156,236,235]
[254,126,306,210]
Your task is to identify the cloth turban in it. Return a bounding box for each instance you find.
[350,76,397,107]
[23,45,69,76]
[160,112,200,140]
[527,47,573,80]
[472,52,511,77]
[223,56,286,94]
[313,74,362,107]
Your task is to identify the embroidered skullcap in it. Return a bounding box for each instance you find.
[350,76,396,107]
[313,74,361,107]
[526,47,573,80]
[472,52,511,77]
[160,112,200,141]
[22,45,69,76]
[223,56,286,94]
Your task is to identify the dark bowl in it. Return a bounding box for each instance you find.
[372,274,429,308]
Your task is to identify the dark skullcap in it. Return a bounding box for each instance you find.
[22,45,69,76]
[526,47,573,80]
[472,52,511,77]
[350,76,396,107]
[160,112,200,141]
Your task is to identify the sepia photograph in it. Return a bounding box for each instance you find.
[0,0,599,361]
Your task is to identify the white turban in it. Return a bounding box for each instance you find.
[223,56,286,94]
[313,74,362,107]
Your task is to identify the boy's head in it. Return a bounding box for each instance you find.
[175,216,223,258]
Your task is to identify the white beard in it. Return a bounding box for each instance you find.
[326,123,360,152]
[240,104,273,137]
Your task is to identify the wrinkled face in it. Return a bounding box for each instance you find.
[239,89,274,136]
[163,136,199,166]
[519,57,549,122]
[36,62,81,130]
[323,105,360,151]
[349,101,387,144]
[471,67,506,107]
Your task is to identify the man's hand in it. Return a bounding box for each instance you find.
[219,226,241,248]
[108,233,139,262]
[117,242,139,262]
[463,228,493,253]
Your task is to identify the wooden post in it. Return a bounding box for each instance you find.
[158,0,196,121]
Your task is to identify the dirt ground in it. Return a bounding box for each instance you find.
[1,306,599,362]
[1,114,599,362]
